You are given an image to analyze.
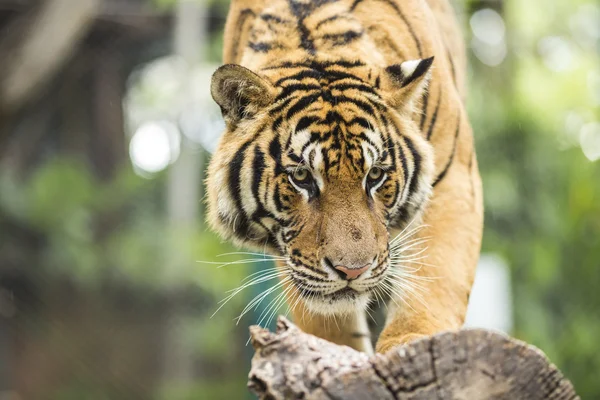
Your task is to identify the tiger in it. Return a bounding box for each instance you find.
[206,0,483,354]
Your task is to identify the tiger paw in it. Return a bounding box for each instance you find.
[375,333,427,354]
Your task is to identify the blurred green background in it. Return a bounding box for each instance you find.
[0,0,598,398]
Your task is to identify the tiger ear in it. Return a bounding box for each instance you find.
[211,64,275,129]
[382,56,434,110]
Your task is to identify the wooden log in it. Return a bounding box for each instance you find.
[248,317,579,400]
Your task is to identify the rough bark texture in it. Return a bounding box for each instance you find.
[248,317,579,400]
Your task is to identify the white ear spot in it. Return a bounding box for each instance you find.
[400,59,421,79]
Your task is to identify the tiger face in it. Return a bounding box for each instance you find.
[207,58,435,315]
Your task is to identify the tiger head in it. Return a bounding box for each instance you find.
[207,58,435,315]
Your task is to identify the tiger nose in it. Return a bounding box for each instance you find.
[334,264,370,280]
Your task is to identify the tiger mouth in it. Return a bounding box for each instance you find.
[297,285,360,300]
[287,257,389,300]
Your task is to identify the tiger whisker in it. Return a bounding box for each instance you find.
[390,247,429,261]
[264,285,294,329]
[387,267,437,280]
[285,286,302,319]
[385,275,430,295]
[196,258,283,268]
[212,269,288,318]
[216,251,286,259]
[252,289,286,331]
[244,287,291,346]
[364,305,377,325]
[390,234,432,248]
[389,220,430,246]
[385,276,431,311]
[232,269,288,291]
[389,259,439,270]
[235,277,290,323]
[379,280,417,313]
[383,279,427,311]
[390,240,431,257]
[390,237,432,253]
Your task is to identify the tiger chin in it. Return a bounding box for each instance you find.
[206,0,483,354]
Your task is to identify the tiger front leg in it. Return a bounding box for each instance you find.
[376,156,483,354]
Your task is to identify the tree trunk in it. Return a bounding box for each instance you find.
[248,317,578,400]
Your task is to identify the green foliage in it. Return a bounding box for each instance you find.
[468,0,600,396]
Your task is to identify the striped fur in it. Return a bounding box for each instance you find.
[207,0,483,353]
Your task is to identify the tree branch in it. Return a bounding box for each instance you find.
[248,317,579,400]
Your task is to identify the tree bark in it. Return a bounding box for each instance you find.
[248,317,578,400]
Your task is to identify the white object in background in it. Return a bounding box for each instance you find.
[464,254,513,334]
[129,120,181,174]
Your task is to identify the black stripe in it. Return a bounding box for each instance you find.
[269,135,284,175]
[229,9,255,62]
[287,0,316,55]
[248,42,273,52]
[250,146,278,226]
[446,47,457,89]
[272,116,283,132]
[329,82,378,95]
[321,69,366,83]
[468,149,475,204]
[420,89,429,131]
[375,0,422,57]
[426,88,442,140]
[276,83,321,100]
[291,269,329,283]
[433,115,461,187]
[391,138,407,207]
[263,59,365,71]
[350,0,363,11]
[228,140,254,239]
[273,68,365,86]
[275,70,322,86]
[295,115,321,132]
[273,184,286,212]
[286,93,321,119]
[290,255,328,277]
[322,30,363,45]
[270,96,295,115]
[315,14,352,29]
[348,117,371,130]
[229,141,252,212]
[333,95,377,115]
[260,13,287,24]
[403,135,421,202]
[251,146,265,204]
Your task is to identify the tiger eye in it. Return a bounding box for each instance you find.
[368,167,383,181]
[293,168,309,182]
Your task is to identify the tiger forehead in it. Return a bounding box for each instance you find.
[265,69,388,176]
[283,116,387,178]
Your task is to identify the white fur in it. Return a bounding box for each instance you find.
[302,291,372,316]
[400,59,421,79]
[311,144,325,190]
[290,129,311,154]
